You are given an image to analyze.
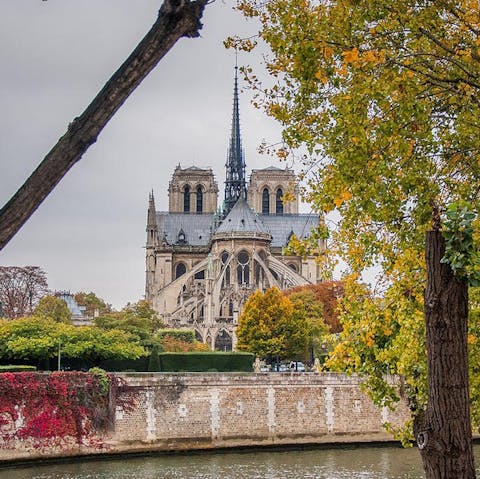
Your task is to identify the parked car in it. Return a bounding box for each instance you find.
[289,361,306,372]
[269,363,289,372]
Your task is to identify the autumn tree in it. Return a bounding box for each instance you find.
[0,316,144,366]
[155,328,209,352]
[34,295,72,323]
[286,281,344,333]
[74,291,112,317]
[237,287,311,361]
[94,300,163,349]
[234,0,480,476]
[285,288,331,362]
[0,266,48,319]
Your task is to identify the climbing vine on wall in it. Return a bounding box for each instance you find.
[0,371,129,449]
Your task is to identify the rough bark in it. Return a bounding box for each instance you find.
[0,0,208,251]
[414,231,475,478]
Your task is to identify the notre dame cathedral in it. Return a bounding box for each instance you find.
[145,69,322,351]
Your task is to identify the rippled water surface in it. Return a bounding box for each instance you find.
[2,445,480,479]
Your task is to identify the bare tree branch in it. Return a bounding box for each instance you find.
[0,0,208,251]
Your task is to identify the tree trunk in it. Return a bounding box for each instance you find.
[414,231,475,478]
[0,0,208,251]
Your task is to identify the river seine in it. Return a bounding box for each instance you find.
[4,444,479,479]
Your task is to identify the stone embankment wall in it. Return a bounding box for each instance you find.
[113,372,410,452]
[0,373,411,462]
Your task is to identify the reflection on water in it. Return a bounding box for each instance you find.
[1,444,479,479]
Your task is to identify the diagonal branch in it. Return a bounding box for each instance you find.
[0,0,208,251]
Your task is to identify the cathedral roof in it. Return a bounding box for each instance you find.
[156,212,214,246]
[215,198,270,236]
[260,213,319,247]
[252,166,287,172]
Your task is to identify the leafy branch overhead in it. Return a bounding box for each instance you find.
[0,0,208,251]
[234,1,480,476]
[441,203,480,286]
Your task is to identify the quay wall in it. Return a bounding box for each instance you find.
[0,373,411,462]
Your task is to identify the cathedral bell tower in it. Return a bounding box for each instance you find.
[223,66,247,216]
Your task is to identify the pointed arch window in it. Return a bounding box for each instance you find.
[177,228,187,244]
[183,185,190,213]
[237,250,250,286]
[175,263,186,279]
[262,188,270,214]
[196,185,203,213]
[276,188,284,215]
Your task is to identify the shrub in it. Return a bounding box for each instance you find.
[157,329,195,343]
[0,365,36,372]
[148,345,160,372]
[159,352,254,372]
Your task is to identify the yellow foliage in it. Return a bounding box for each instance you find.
[315,69,329,84]
[333,190,353,207]
[342,48,359,64]
[365,331,375,347]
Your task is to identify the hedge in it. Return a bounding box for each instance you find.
[99,357,149,372]
[0,365,37,372]
[94,352,255,372]
[159,352,254,372]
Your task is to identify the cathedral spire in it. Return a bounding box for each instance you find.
[146,190,158,247]
[223,64,246,216]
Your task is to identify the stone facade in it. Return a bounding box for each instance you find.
[168,165,218,214]
[145,72,323,350]
[248,167,299,215]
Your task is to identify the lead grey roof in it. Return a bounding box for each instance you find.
[215,198,269,235]
[260,213,319,247]
[156,212,214,246]
[156,208,319,247]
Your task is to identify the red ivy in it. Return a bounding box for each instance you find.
[0,372,115,449]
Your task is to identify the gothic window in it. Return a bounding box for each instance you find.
[237,250,250,285]
[229,301,234,316]
[175,263,186,279]
[238,250,249,265]
[177,228,187,244]
[183,185,190,213]
[194,270,205,279]
[215,330,232,351]
[225,266,230,285]
[196,185,203,213]
[255,262,263,283]
[288,263,298,272]
[276,188,284,215]
[221,251,229,264]
[262,188,270,214]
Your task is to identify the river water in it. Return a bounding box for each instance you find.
[0,444,463,479]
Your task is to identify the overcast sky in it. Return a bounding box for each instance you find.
[0,1,297,309]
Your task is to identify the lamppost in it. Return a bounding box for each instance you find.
[57,339,61,371]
